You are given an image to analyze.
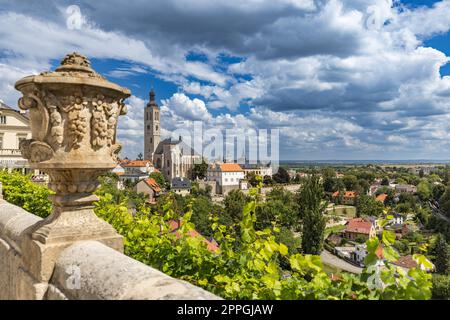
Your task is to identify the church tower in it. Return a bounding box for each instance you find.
[144,89,160,161]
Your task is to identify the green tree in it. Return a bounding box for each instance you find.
[440,186,450,218]
[263,175,273,186]
[432,183,445,201]
[247,172,260,187]
[432,234,449,275]
[356,195,384,217]
[273,167,290,184]
[381,177,390,186]
[190,195,221,237]
[137,153,143,160]
[298,175,326,254]
[322,167,336,192]
[191,158,208,180]
[417,180,431,201]
[0,170,53,218]
[223,189,249,224]
[343,174,358,190]
[149,171,166,189]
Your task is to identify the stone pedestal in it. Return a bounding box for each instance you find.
[15,52,130,287]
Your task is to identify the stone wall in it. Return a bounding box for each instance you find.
[0,199,219,300]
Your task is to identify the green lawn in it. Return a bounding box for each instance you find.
[326,205,356,217]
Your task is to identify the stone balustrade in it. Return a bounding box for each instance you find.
[0,199,219,300]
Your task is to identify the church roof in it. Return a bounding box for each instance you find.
[154,138,199,156]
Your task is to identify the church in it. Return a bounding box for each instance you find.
[144,89,200,181]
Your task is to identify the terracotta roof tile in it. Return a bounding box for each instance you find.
[144,178,161,192]
[346,218,373,235]
[219,163,243,172]
[376,193,387,203]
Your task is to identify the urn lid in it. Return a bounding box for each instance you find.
[15,52,131,97]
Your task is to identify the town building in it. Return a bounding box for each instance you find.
[134,177,161,204]
[144,89,160,162]
[375,193,387,204]
[241,163,273,178]
[395,184,417,194]
[144,89,200,181]
[344,218,376,241]
[0,101,33,173]
[332,191,357,205]
[171,177,191,196]
[206,163,245,195]
[152,137,200,181]
[393,255,434,272]
[113,159,155,187]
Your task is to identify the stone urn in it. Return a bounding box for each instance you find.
[15,53,130,282]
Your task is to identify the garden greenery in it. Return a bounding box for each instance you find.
[0,171,434,299]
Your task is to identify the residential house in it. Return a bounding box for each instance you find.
[241,163,273,178]
[332,191,357,205]
[171,177,191,196]
[206,163,245,195]
[375,193,387,204]
[395,184,417,194]
[0,101,37,174]
[114,159,155,186]
[344,218,376,241]
[393,255,434,272]
[134,178,161,204]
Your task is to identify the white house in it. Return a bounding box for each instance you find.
[207,163,245,195]
[241,163,273,178]
[113,159,155,187]
[0,101,35,173]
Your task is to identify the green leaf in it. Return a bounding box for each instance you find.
[382,230,396,246]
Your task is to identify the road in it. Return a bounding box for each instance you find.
[428,201,450,223]
[320,250,363,274]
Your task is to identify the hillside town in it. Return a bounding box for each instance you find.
[1,87,449,300]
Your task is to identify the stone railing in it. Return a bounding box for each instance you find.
[0,52,219,300]
[0,199,218,300]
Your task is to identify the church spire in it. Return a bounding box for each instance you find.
[147,88,158,108]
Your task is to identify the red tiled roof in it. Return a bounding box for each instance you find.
[344,191,356,198]
[393,255,418,269]
[346,218,373,235]
[168,220,219,252]
[332,191,356,198]
[144,178,161,193]
[121,160,152,167]
[220,163,243,172]
[376,193,387,203]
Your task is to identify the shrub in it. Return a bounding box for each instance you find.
[432,274,450,300]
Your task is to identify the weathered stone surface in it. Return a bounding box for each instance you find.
[14,52,128,286]
[51,241,220,300]
[0,201,220,300]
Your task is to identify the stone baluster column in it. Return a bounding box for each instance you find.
[14,53,130,297]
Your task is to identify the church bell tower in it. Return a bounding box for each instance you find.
[144,89,160,161]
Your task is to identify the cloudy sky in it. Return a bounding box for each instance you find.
[1,0,450,160]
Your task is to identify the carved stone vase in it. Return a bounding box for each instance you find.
[15,53,130,284]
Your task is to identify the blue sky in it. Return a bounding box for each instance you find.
[1,0,450,160]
